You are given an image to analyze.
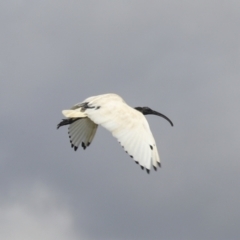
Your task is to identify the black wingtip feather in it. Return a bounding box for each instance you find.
[146,169,150,174]
[157,162,161,168]
[153,166,157,171]
[82,142,86,150]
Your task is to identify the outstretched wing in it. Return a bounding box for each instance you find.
[68,118,98,151]
[111,115,160,172]
[85,103,160,173]
[112,123,160,173]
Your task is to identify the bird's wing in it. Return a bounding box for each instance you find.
[68,118,98,151]
[86,104,160,172]
[112,119,160,173]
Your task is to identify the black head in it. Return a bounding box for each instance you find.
[135,107,154,115]
[135,106,174,126]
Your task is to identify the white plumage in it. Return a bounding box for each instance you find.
[57,93,173,173]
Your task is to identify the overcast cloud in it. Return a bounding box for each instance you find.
[1,1,240,239]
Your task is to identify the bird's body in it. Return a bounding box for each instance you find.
[57,93,173,173]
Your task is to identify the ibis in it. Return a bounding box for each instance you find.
[57,93,173,173]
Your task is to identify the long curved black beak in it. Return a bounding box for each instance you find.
[149,110,174,127]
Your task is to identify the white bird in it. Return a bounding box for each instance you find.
[57,93,173,173]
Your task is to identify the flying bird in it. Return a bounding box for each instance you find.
[57,93,173,173]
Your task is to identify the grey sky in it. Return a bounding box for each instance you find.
[1,1,240,239]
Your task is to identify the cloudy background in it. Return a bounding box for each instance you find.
[1,1,240,239]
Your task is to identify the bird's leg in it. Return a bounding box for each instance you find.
[57,118,81,129]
